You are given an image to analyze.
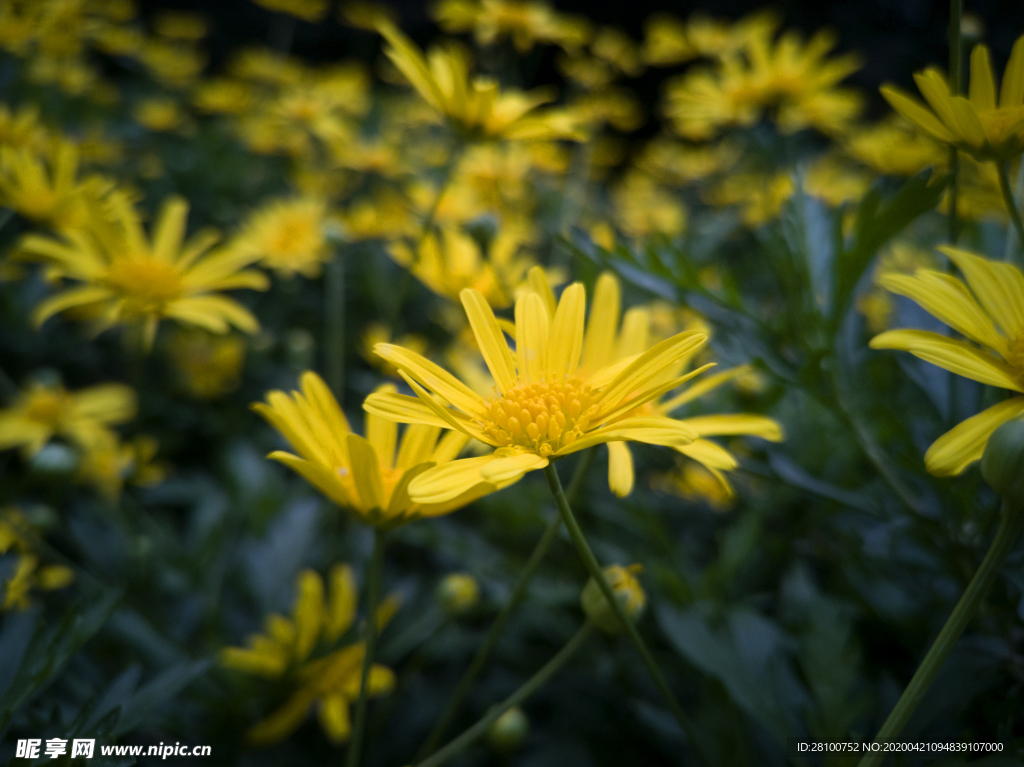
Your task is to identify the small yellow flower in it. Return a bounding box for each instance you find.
[231,197,331,279]
[580,563,645,633]
[881,36,1024,162]
[220,564,396,745]
[436,572,480,615]
[870,247,1024,475]
[377,20,583,142]
[634,137,740,185]
[133,97,184,132]
[22,194,269,350]
[254,372,507,527]
[168,328,247,399]
[77,433,165,500]
[0,378,135,457]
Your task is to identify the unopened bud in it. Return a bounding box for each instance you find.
[436,573,479,616]
[487,707,528,752]
[981,418,1024,502]
[580,564,645,634]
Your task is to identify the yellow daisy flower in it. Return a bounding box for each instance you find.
[230,197,331,279]
[21,194,269,349]
[220,564,396,744]
[0,378,136,457]
[376,20,583,142]
[364,273,718,503]
[881,36,1024,162]
[870,246,1024,476]
[253,372,507,527]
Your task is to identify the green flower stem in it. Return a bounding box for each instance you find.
[346,528,387,767]
[414,621,595,767]
[325,249,346,401]
[997,161,1024,258]
[858,501,1024,767]
[416,448,595,760]
[542,462,712,767]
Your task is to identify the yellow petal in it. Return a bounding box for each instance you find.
[870,329,1023,392]
[268,452,353,508]
[677,414,784,441]
[527,265,557,319]
[461,288,517,393]
[342,663,396,699]
[374,343,485,416]
[999,35,1024,108]
[408,454,502,503]
[292,569,325,661]
[913,69,960,137]
[924,396,1024,475]
[325,563,356,642]
[514,291,549,385]
[345,433,385,511]
[658,365,753,414]
[968,44,997,111]
[386,462,433,518]
[317,694,351,743]
[398,372,494,444]
[607,441,635,497]
[547,283,586,381]
[395,423,442,468]
[581,272,621,372]
[301,372,352,449]
[615,307,650,360]
[596,330,707,411]
[556,416,697,456]
[479,451,549,482]
[366,384,398,470]
[152,196,188,262]
[676,439,739,470]
[31,286,113,327]
[247,690,316,745]
[596,364,715,425]
[363,391,452,429]
[948,95,987,148]
[878,271,1005,353]
[939,246,1024,339]
[429,430,470,463]
[880,84,956,143]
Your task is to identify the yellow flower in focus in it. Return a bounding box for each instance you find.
[253,0,329,23]
[22,194,269,349]
[254,372,506,527]
[220,564,396,744]
[870,247,1024,475]
[168,328,246,399]
[364,273,716,502]
[77,433,165,500]
[0,378,135,457]
[231,197,331,279]
[665,27,862,140]
[133,97,184,132]
[377,20,583,142]
[881,37,1024,162]
[844,117,946,177]
[0,142,111,231]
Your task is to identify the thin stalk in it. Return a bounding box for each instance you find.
[858,501,1024,767]
[414,622,595,767]
[542,463,712,766]
[947,0,962,244]
[416,449,595,759]
[325,249,346,401]
[997,161,1024,259]
[346,528,387,767]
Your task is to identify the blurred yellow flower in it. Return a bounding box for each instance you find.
[139,39,207,89]
[191,78,256,115]
[231,197,331,279]
[0,103,49,151]
[436,572,480,615]
[881,36,1024,162]
[360,323,430,379]
[653,461,734,510]
[642,11,778,67]
[580,563,645,632]
[844,117,946,177]
[220,564,396,744]
[3,553,75,611]
[22,194,269,349]
[377,20,583,142]
[152,11,208,41]
[434,0,588,53]
[253,0,329,23]
[168,328,247,399]
[612,172,687,239]
[77,433,165,500]
[133,97,184,132]
[0,378,135,457]
[706,171,794,226]
[804,155,872,207]
[254,372,506,526]
[870,247,1024,475]
[634,137,740,185]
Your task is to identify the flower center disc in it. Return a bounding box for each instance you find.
[105,257,183,314]
[478,376,598,456]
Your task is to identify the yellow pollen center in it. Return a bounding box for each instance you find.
[266,216,319,257]
[105,257,184,313]
[477,376,599,457]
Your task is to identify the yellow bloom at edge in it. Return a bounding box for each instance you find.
[364,272,716,503]
[220,564,397,744]
[21,194,269,350]
[870,246,1024,475]
[230,197,331,279]
[3,553,75,611]
[254,372,508,527]
[0,378,135,457]
[881,36,1024,163]
[376,20,584,142]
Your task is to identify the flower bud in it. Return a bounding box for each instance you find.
[981,418,1024,502]
[436,572,480,616]
[580,564,645,634]
[486,707,529,752]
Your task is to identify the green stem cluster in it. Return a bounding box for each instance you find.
[858,502,1024,767]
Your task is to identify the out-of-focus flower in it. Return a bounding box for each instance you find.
[870,247,1024,475]
[940,155,1009,222]
[153,11,208,41]
[335,188,415,241]
[22,194,268,349]
[591,27,643,78]
[487,707,529,751]
[139,39,207,89]
[434,0,589,53]
[3,553,75,611]
[220,564,396,744]
[377,21,583,142]
[360,323,429,378]
[253,0,329,23]
[706,171,794,226]
[665,27,862,140]
[255,373,506,527]
[0,378,135,457]
[77,433,165,500]
[436,572,480,615]
[881,36,1024,163]
[580,563,645,633]
[364,272,711,501]
[229,47,305,86]
[634,137,740,185]
[191,78,256,115]
[231,197,331,279]
[133,97,185,132]
[804,154,872,207]
[642,11,778,67]
[569,89,643,132]
[653,461,735,510]
[0,104,49,152]
[857,242,938,334]
[168,328,247,399]
[612,172,687,239]
[844,117,946,177]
